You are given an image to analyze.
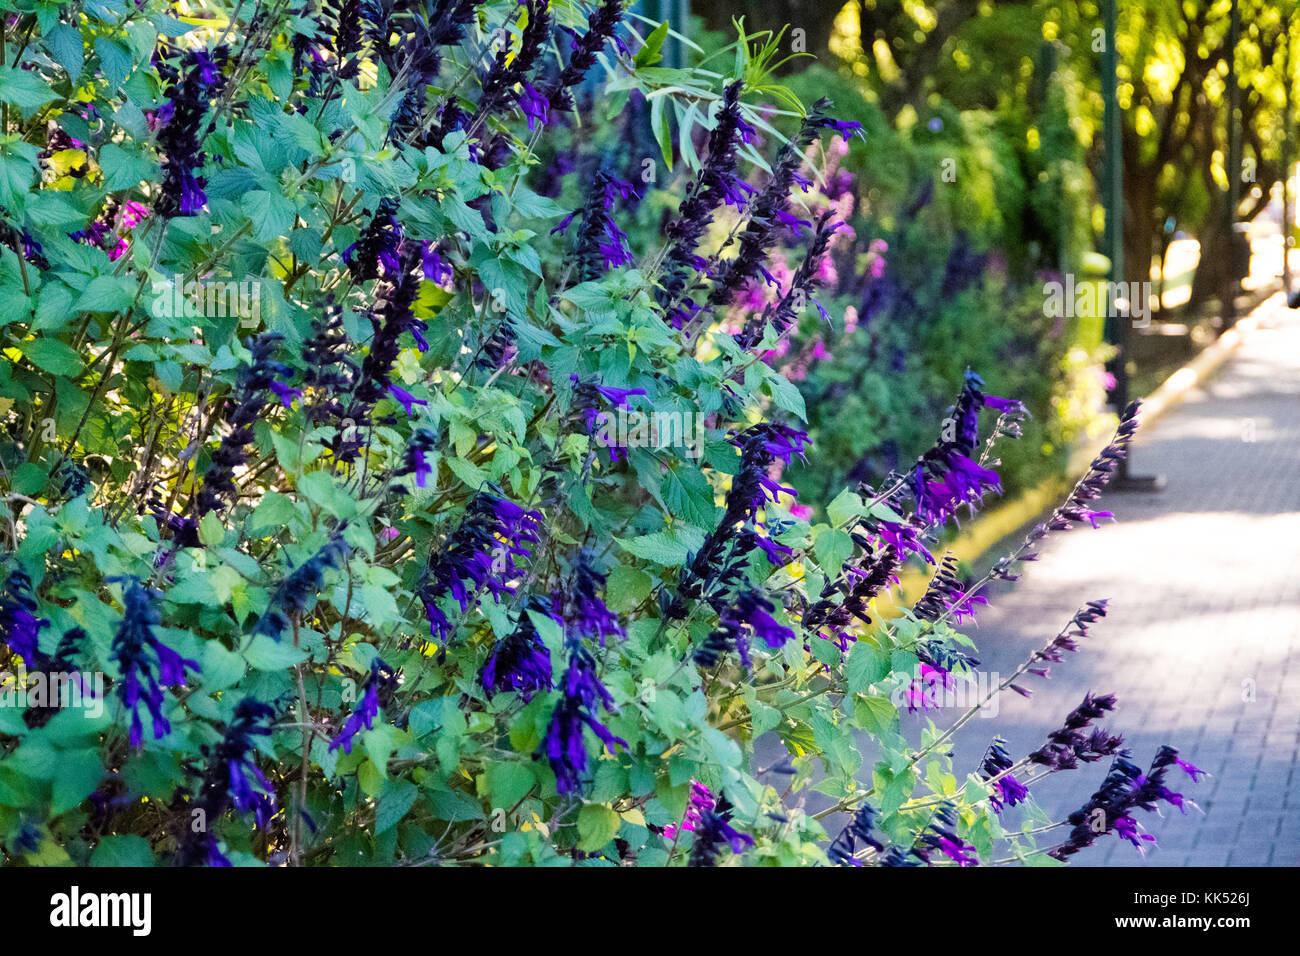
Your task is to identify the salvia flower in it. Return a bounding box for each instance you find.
[539,641,627,794]
[176,697,278,866]
[419,488,542,643]
[556,169,637,280]
[913,553,987,626]
[1049,745,1202,860]
[703,99,842,314]
[470,0,551,139]
[662,780,716,841]
[398,426,439,490]
[109,578,200,746]
[1028,691,1123,771]
[827,803,885,865]
[560,551,625,647]
[687,795,754,866]
[542,0,626,114]
[346,242,425,422]
[330,657,398,753]
[344,197,404,281]
[736,214,843,348]
[998,403,1141,575]
[658,81,754,314]
[155,48,225,217]
[254,533,350,640]
[480,594,556,700]
[197,333,294,517]
[0,569,48,668]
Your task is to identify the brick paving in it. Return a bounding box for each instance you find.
[936,294,1300,866]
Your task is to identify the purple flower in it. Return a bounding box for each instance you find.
[253,534,350,641]
[398,426,438,489]
[688,795,754,866]
[561,169,637,280]
[827,803,884,865]
[542,0,626,114]
[269,380,302,409]
[419,489,542,643]
[421,241,451,283]
[344,197,404,281]
[560,551,625,647]
[1049,745,1200,861]
[539,642,627,794]
[330,657,397,754]
[389,383,427,417]
[694,586,794,670]
[517,82,549,130]
[663,780,717,840]
[174,697,277,866]
[481,595,556,700]
[109,578,200,746]
[197,333,293,517]
[0,569,48,668]
[822,118,863,138]
[991,774,1029,813]
[218,699,277,826]
[155,48,225,218]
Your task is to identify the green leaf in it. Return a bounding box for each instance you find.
[0,66,58,111]
[853,695,898,736]
[98,143,158,191]
[242,189,296,242]
[846,641,890,694]
[52,749,104,816]
[198,511,225,547]
[577,804,620,851]
[91,835,154,867]
[375,778,418,834]
[244,634,308,670]
[827,489,865,528]
[635,21,669,68]
[605,565,651,612]
[615,531,690,566]
[74,275,135,314]
[21,338,83,376]
[485,762,534,808]
[813,526,853,579]
[93,37,133,88]
[48,25,84,84]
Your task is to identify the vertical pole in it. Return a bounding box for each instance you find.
[1222,0,1242,330]
[1101,0,1162,490]
[1101,0,1126,409]
[1284,12,1294,293]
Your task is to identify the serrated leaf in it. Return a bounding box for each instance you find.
[244,634,308,670]
[0,66,58,111]
[375,778,418,834]
[21,338,82,376]
[577,804,620,851]
[52,749,103,815]
[242,189,296,242]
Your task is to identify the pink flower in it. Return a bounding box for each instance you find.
[790,504,814,520]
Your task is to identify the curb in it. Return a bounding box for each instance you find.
[885,289,1285,604]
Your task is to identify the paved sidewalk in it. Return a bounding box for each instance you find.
[938,296,1300,866]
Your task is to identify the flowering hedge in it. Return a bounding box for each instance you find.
[0,0,1200,866]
